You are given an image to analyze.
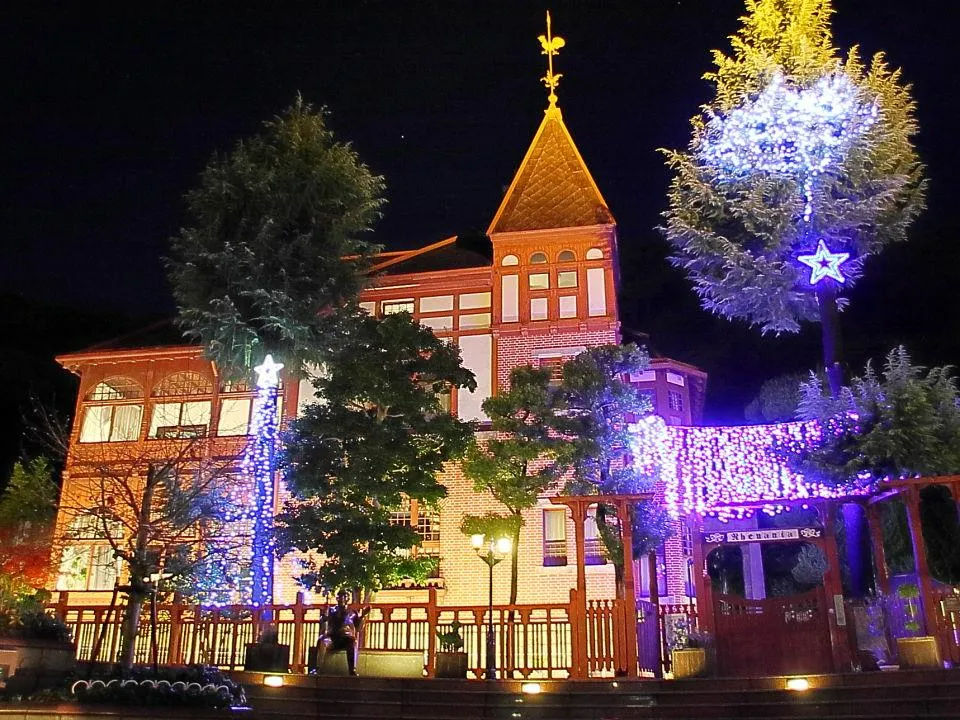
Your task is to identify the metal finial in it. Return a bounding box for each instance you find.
[538,10,565,107]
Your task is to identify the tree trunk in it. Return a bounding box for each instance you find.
[509,520,520,607]
[817,286,844,398]
[119,591,145,671]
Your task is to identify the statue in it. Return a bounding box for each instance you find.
[315,591,369,676]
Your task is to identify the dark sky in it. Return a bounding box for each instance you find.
[3,0,960,439]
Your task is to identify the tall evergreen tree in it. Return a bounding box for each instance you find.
[277,313,475,594]
[662,0,925,394]
[167,97,385,377]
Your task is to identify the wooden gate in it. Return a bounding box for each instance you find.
[713,587,832,676]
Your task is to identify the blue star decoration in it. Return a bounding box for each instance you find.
[797,240,850,285]
[254,354,284,389]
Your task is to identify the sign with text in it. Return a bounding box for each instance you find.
[702,527,822,544]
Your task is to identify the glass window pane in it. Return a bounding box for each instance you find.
[110,404,142,441]
[528,273,550,290]
[218,398,251,436]
[56,546,92,590]
[559,296,577,319]
[382,300,415,315]
[530,298,548,320]
[80,406,111,443]
[544,510,566,541]
[181,401,212,428]
[149,403,182,437]
[89,545,119,590]
[558,271,578,288]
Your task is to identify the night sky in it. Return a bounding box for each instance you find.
[3,1,959,472]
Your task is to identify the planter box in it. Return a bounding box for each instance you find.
[0,638,77,693]
[672,648,707,679]
[897,636,941,669]
[244,642,290,672]
[435,651,468,678]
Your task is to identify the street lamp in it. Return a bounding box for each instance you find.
[471,533,512,680]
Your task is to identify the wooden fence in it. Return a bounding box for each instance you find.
[51,588,677,679]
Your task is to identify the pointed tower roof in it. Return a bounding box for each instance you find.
[487,106,614,235]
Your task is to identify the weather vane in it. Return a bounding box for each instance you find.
[539,10,565,107]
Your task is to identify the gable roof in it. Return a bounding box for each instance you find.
[487,105,614,235]
[367,234,492,276]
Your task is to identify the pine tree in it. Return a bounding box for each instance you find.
[662,0,925,393]
[461,366,568,607]
[167,97,385,378]
[277,313,476,595]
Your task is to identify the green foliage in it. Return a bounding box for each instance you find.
[0,457,57,526]
[0,579,70,643]
[919,485,960,584]
[744,371,811,423]
[278,312,476,594]
[436,620,464,652]
[459,513,522,541]
[795,346,960,486]
[462,365,568,605]
[556,345,672,572]
[167,97,385,377]
[662,0,925,333]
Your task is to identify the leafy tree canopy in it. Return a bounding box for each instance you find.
[662,0,925,333]
[795,346,960,487]
[167,97,385,377]
[278,312,476,594]
[744,371,810,423]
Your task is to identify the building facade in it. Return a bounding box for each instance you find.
[52,99,707,611]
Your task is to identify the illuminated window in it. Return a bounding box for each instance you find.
[80,404,143,442]
[56,512,122,591]
[501,254,519,266]
[585,508,607,565]
[557,270,578,288]
[557,250,576,262]
[87,377,142,402]
[389,499,440,547]
[218,398,252,436]
[530,298,548,321]
[149,401,212,438]
[529,273,550,290]
[585,248,604,260]
[559,296,577,319]
[382,299,415,315]
[543,509,567,566]
[530,252,548,264]
[538,356,565,385]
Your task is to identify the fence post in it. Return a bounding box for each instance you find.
[291,592,306,673]
[167,593,184,665]
[55,591,70,622]
[568,587,586,678]
[425,587,438,677]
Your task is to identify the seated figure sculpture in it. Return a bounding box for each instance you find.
[315,590,369,676]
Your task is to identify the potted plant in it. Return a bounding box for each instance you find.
[894,583,941,668]
[434,620,468,678]
[671,628,711,679]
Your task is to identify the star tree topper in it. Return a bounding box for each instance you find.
[797,240,850,285]
[254,354,284,389]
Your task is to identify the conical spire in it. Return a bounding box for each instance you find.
[487,13,613,235]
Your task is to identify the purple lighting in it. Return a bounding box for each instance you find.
[630,416,864,520]
[797,239,850,285]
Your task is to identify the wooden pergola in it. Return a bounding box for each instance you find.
[550,493,653,678]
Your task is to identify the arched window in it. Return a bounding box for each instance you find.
[80,377,144,443]
[153,372,213,397]
[585,248,604,260]
[86,377,143,402]
[501,254,519,266]
[56,512,122,591]
[149,372,214,439]
[557,250,576,262]
[530,252,548,264]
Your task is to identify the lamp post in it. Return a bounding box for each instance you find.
[471,533,512,681]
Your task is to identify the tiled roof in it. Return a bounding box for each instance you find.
[488,106,614,234]
[370,234,492,276]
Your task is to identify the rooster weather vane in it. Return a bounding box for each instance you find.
[539,11,565,107]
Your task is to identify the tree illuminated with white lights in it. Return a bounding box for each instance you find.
[662,0,925,394]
